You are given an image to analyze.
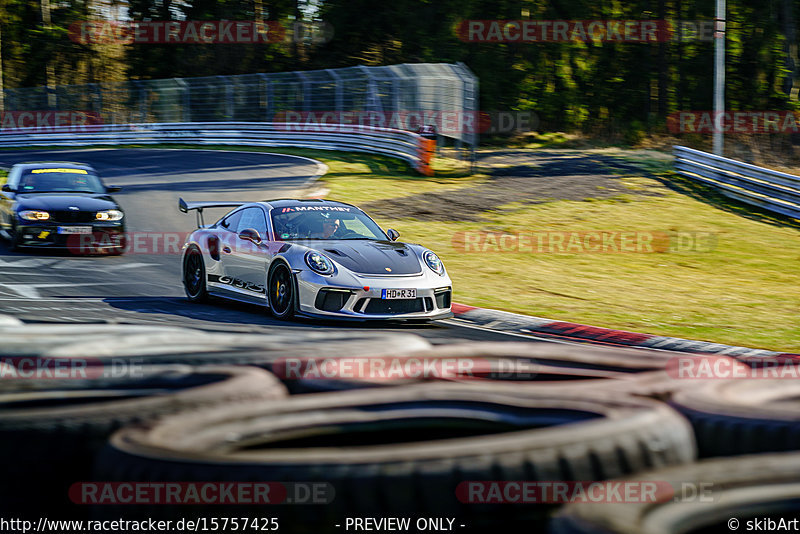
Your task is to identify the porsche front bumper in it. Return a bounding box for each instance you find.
[295,270,453,321]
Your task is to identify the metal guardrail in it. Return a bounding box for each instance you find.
[674,145,800,220]
[0,121,435,175]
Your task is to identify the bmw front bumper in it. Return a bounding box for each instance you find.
[14,220,125,252]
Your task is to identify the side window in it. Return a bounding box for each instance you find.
[18,172,36,191]
[219,210,243,232]
[236,207,268,237]
[7,167,21,189]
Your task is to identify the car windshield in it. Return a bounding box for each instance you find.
[271,205,387,241]
[17,168,105,194]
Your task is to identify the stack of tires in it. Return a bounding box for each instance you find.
[1,318,798,533]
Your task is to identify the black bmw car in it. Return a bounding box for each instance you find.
[0,162,125,254]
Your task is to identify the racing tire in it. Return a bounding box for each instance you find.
[0,365,287,518]
[0,323,433,382]
[287,341,749,396]
[268,261,296,320]
[94,385,696,531]
[550,451,800,534]
[183,245,209,302]
[670,379,800,457]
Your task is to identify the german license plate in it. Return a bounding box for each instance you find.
[57,226,93,234]
[381,288,417,299]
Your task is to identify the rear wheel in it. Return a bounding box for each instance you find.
[268,262,295,319]
[183,246,208,302]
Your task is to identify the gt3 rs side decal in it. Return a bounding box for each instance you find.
[207,274,265,294]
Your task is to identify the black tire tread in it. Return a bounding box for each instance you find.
[551,451,800,534]
[670,380,800,457]
[0,366,287,517]
[94,386,696,528]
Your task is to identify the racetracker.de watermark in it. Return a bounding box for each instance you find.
[0,357,143,380]
[68,20,333,45]
[272,356,541,381]
[457,20,715,43]
[64,231,296,255]
[667,356,800,379]
[272,110,538,135]
[451,231,717,254]
[0,111,103,133]
[69,482,334,505]
[456,481,714,504]
[65,232,188,255]
[69,20,285,44]
[668,111,800,134]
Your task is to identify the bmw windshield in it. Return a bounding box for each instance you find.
[271,205,387,241]
[17,168,105,194]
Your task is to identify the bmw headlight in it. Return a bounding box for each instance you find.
[96,210,124,221]
[19,210,50,221]
[423,250,445,275]
[305,251,335,275]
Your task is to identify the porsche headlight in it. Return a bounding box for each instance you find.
[305,251,335,275]
[96,210,124,221]
[423,250,445,275]
[19,210,50,221]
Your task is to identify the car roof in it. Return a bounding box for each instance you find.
[12,162,96,172]
[259,198,358,210]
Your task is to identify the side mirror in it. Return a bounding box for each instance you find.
[238,228,262,244]
[387,228,400,241]
[1,184,13,193]
[106,185,122,193]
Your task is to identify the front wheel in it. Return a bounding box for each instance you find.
[267,262,295,320]
[7,223,22,252]
[183,246,208,302]
[107,234,127,256]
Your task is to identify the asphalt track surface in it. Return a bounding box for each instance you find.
[0,148,540,344]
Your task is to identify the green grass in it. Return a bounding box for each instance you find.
[318,147,800,353]
[6,143,798,351]
[482,131,582,149]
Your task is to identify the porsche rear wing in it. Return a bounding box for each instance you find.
[178,198,247,227]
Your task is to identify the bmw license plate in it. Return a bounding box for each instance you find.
[57,226,93,234]
[381,288,417,299]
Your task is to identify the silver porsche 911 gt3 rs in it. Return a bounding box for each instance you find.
[178,198,453,321]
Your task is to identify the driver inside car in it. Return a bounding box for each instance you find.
[322,218,340,239]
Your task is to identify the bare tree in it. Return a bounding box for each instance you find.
[782,0,798,100]
[41,0,56,107]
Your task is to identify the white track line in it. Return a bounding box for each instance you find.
[0,282,145,299]
[439,318,577,344]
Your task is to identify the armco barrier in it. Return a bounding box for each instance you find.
[0,122,432,175]
[674,145,800,220]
